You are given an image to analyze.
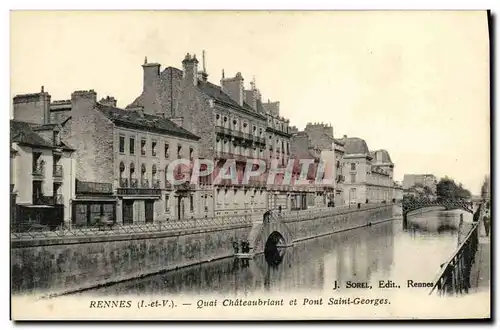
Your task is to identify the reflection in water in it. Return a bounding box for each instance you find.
[77,210,462,297]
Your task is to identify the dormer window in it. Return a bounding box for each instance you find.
[53,131,60,146]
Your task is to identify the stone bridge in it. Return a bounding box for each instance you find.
[248,203,395,254]
[248,210,294,254]
[402,198,473,220]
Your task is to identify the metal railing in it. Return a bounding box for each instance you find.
[429,222,479,296]
[32,163,45,177]
[119,178,128,188]
[429,205,482,296]
[54,194,63,204]
[280,202,393,223]
[53,165,63,177]
[11,215,253,240]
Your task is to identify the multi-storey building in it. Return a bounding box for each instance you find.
[127,53,296,216]
[10,114,75,229]
[340,136,395,205]
[13,87,202,226]
[289,131,336,210]
[402,174,437,195]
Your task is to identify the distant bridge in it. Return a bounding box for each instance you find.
[402,199,474,219]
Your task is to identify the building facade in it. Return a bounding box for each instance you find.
[127,53,299,217]
[402,174,437,195]
[13,87,202,226]
[10,117,75,229]
[340,136,395,205]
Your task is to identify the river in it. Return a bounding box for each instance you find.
[78,209,468,297]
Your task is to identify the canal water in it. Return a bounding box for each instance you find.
[79,209,468,297]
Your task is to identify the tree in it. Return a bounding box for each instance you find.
[436,177,471,200]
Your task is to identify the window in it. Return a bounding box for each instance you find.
[165,143,169,158]
[53,131,60,146]
[165,194,170,212]
[119,136,125,153]
[190,195,194,212]
[189,147,194,160]
[129,138,135,155]
[141,139,146,156]
[350,174,356,183]
[177,145,182,158]
[152,140,157,157]
[350,163,356,171]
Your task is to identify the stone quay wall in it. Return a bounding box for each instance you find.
[11,204,396,297]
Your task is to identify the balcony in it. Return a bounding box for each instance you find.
[116,187,162,196]
[215,126,231,137]
[54,194,64,205]
[141,179,149,188]
[152,180,161,189]
[32,163,45,178]
[119,178,129,188]
[77,181,113,194]
[53,165,63,178]
[233,130,243,139]
[33,195,57,205]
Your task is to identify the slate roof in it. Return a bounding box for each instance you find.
[372,149,393,163]
[343,137,370,155]
[10,120,74,150]
[96,104,200,141]
[196,80,266,119]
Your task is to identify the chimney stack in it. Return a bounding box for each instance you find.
[221,72,244,106]
[13,86,52,125]
[182,53,199,86]
[99,96,117,107]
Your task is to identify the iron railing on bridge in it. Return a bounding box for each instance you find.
[429,206,481,296]
[11,215,253,240]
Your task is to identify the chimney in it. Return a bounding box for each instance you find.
[262,100,280,116]
[99,96,117,107]
[221,72,244,106]
[182,53,199,86]
[170,117,184,128]
[142,57,161,94]
[244,78,259,110]
[323,124,334,139]
[13,86,52,125]
[71,89,97,114]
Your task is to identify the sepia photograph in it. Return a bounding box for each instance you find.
[8,9,491,320]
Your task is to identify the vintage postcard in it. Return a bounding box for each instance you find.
[9,10,491,320]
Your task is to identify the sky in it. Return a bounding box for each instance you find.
[10,11,490,194]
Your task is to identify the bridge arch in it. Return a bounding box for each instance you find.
[248,210,294,254]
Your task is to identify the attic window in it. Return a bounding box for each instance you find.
[53,131,60,146]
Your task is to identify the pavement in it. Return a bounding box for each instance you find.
[469,214,491,292]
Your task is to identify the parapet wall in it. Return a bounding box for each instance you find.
[11,204,396,298]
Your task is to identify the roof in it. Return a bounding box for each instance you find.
[343,137,370,155]
[371,149,393,163]
[96,104,200,141]
[334,138,345,146]
[31,123,61,131]
[196,80,266,119]
[10,120,74,150]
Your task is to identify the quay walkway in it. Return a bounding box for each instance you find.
[469,214,490,292]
